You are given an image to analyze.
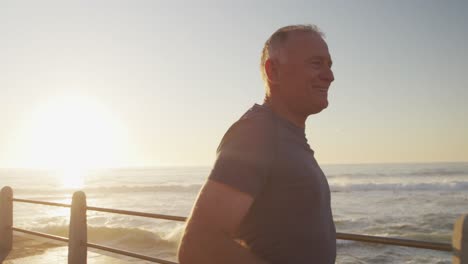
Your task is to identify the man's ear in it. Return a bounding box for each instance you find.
[265,58,280,84]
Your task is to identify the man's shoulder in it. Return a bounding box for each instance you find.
[209,104,277,198]
[215,104,277,154]
[227,104,276,140]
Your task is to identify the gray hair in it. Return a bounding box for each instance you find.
[260,24,324,86]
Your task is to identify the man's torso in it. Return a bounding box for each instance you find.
[209,103,336,264]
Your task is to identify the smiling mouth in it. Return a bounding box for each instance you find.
[314,87,329,93]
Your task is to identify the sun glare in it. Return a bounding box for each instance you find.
[17,94,128,184]
[59,168,86,189]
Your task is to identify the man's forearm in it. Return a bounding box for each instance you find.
[178,229,269,264]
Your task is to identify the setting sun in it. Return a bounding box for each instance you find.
[59,167,86,189]
[16,94,129,174]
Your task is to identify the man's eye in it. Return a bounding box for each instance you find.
[308,60,322,66]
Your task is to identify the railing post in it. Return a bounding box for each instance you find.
[453,214,468,264]
[0,186,13,253]
[68,191,87,264]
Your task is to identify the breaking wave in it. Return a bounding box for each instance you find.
[14,180,468,195]
[27,223,183,253]
[326,164,468,178]
[330,181,468,192]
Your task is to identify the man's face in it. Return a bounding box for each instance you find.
[276,32,334,116]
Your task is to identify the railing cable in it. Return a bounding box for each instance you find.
[6,194,466,264]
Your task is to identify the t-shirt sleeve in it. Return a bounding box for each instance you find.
[208,116,275,198]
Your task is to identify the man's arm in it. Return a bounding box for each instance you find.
[178,180,269,264]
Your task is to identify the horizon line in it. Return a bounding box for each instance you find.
[1,160,467,171]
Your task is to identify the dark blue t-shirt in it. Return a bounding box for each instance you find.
[209,103,336,264]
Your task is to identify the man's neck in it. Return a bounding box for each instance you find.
[263,97,306,129]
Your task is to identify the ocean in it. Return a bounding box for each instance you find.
[1,162,467,263]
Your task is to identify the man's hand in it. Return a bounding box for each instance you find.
[178,180,269,264]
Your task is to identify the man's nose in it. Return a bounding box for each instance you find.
[320,67,334,83]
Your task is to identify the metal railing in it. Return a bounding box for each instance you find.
[1,186,467,264]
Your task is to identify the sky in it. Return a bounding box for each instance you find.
[1,0,467,168]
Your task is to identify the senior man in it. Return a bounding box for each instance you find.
[178,24,336,264]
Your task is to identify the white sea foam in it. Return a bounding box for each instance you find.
[25,223,182,255]
[331,181,468,192]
